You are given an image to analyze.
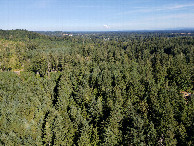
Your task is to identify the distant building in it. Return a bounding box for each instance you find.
[180,91,192,99]
[63,34,73,36]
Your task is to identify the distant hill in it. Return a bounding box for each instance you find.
[0,29,46,41]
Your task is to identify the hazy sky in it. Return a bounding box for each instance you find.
[0,0,194,31]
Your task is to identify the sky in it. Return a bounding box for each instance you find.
[0,0,194,31]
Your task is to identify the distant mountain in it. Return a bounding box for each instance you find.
[165,27,194,31]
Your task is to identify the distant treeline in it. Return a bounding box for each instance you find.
[0,29,193,145]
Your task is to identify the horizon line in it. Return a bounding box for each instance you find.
[1,27,194,32]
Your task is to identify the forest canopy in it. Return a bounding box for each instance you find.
[0,29,193,145]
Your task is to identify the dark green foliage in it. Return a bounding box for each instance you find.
[0,29,193,145]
